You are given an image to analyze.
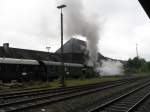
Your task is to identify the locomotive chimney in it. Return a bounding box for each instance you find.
[3,43,9,54]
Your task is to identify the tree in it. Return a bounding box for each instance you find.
[125,57,147,73]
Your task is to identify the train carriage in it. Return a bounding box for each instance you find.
[0,58,85,82]
[0,58,40,82]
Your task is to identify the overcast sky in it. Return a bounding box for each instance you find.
[0,0,150,61]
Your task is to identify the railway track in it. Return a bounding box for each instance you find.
[88,78,150,112]
[0,76,149,112]
[0,77,142,99]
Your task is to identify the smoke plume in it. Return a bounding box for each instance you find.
[63,0,100,66]
[96,60,124,76]
[62,0,124,76]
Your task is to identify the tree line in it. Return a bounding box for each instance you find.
[125,57,150,73]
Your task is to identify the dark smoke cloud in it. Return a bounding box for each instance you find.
[63,0,100,65]
[61,0,125,76]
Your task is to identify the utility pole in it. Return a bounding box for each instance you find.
[136,43,139,58]
[46,46,51,83]
[57,4,66,87]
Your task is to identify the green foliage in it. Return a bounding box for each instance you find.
[147,62,150,70]
[50,76,121,88]
[125,57,150,73]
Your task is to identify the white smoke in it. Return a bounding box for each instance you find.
[96,60,124,76]
[61,0,124,75]
[63,0,100,66]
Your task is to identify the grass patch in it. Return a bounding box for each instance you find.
[0,81,51,93]
[50,76,122,88]
[126,72,150,77]
[0,76,122,92]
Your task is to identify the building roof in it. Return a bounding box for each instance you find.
[56,38,87,53]
[56,38,107,62]
[0,46,52,61]
[139,0,150,18]
[0,43,86,64]
[0,38,111,64]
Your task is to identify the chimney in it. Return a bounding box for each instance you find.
[3,43,9,54]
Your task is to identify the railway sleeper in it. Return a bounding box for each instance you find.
[110,103,131,107]
[118,100,139,104]
[119,101,139,105]
[103,108,125,112]
[124,96,146,101]
[142,106,150,112]
[114,101,135,105]
[109,105,130,110]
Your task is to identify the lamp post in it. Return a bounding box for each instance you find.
[57,4,66,87]
[136,44,139,58]
[46,46,51,83]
